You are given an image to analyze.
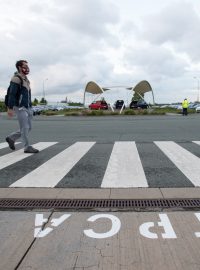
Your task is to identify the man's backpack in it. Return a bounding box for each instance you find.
[5,75,23,107]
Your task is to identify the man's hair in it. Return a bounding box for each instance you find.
[15,60,28,71]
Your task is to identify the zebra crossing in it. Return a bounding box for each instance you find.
[0,141,200,188]
[10,142,95,188]
[0,142,57,170]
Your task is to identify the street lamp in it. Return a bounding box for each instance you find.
[43,78,48,100]
[193,77,200,102]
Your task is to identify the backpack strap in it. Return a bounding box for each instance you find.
[14,75,23,105]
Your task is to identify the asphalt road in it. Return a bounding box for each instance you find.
[1,113,200,142]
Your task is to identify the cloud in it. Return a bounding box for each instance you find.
[0,0,120,97]
[140,1,200,61]
[1,0,200,103]
[57,0,119,37]
[124,44,187,80]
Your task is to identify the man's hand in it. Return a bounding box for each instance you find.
[7,108,14,117]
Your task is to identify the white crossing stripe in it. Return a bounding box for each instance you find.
[155,141,200,186]
[101,141,148,188]
[10,142,96,187]
[0,142,57,170]
[0,142,20,149]
[193,141,200,146]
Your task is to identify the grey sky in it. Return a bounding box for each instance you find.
[1,0,200,104]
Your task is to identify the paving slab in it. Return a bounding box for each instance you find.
[110,188,163,199]
[58,188,111,199]
[1,188,61,199]
[161,188,200,198]
[0,188,14,198]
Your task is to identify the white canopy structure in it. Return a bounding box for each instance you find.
[83,80,155,110]
[127,80,155,104]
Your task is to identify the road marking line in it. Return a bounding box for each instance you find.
[0,142,57,170]
[193,141,200,146]
[0,142,20,150]
[101,141,148,188]
[155,141,200,186]
[10,142,96,187]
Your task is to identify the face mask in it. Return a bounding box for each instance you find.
[21,66,30,75]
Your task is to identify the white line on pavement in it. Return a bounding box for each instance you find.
[101,141,148,188]
[10,142,96,187]
[155,141,200,186]
[192,141,200,146]
[0,142,20,150]
[0,142,57,170]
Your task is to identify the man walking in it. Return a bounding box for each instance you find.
[6,60,39,153]
[182,98,189,116]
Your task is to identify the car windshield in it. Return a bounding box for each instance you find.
[138,101,146,104]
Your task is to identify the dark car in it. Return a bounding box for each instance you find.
[129,100,148,109]
[114,100,125,109]
[89,100,108,110]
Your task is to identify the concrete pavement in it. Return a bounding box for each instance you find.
[1,210,200,270]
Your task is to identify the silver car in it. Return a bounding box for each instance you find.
[196,106,200,113]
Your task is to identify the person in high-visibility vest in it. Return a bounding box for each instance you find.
[182,98,189,116]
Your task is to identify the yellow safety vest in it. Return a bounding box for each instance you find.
[182,100,189,108]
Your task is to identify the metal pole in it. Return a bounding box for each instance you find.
[43,81,45,99]
[83,91,86,108]
[43,78,48,101]
[193,77,199,102]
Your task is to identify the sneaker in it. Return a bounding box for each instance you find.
[5,137,15,150]
[24,146,39,153]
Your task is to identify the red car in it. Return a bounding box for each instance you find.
[89,100,108,110]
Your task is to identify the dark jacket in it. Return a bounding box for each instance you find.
[8,73,32,109]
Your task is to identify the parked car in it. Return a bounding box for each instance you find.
[114,100,125,109]
[32,106,44,115]
[196,106,200,113]
[129,100,148,109]
[176,105,183,110]
[89,100,108,110]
